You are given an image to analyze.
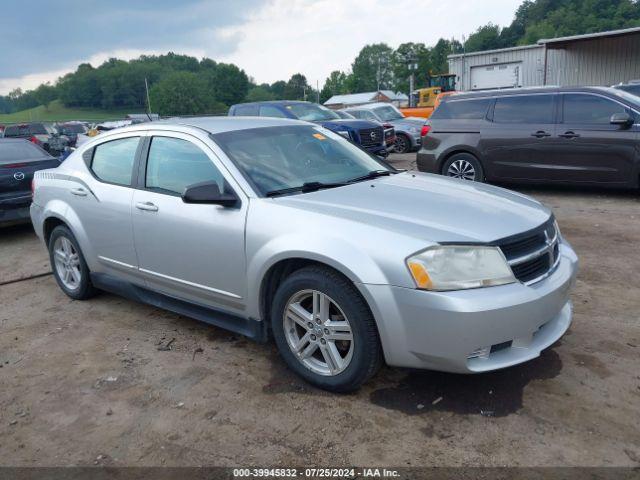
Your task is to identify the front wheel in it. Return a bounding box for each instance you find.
[442,153,484,182]
[271,266,382,392]
[394,134,412,154]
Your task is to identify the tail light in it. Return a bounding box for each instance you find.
[420,124,431,137]
[29,136,40,144]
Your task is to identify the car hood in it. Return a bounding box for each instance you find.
[390,117,425,128]
[274,172,551,244]
[316,119,380,130]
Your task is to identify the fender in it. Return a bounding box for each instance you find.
[245,233,390,319]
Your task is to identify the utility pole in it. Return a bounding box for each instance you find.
[144,78,152,114]
[316,80,320,103]
[405,54,418,107]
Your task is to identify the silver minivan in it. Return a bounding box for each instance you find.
[31,117,578,392]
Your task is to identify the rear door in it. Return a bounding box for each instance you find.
[71,134,142,284]
[554,93,637,184]
[481,93,558,181]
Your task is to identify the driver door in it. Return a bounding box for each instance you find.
[131,132,248,314]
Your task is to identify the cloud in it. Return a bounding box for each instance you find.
[218,0,521,87]
[0,0,522,94]
[0,0,260,79]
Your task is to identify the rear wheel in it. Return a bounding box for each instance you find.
[271,266,382,392]
[49,225,97,300]
[442,153,484,182]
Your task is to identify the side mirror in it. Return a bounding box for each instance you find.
[182,181,239,208]
[610,112,634,128]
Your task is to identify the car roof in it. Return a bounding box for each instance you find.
[231,100,312,107]
[446,86,628,101]
[92,116,310,137]
[350,102,393,110]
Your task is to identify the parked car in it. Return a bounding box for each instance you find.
[336,109,396,151]
[3,122,69,156]
[1,139,60,226]
[334,110,355,119]
[228,101,388,158]
[613,81,640,97]
[31,117,577,392]
[56,122,88,147]
[417,86,640,188]
[342,103,424,154]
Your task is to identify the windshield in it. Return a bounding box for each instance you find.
[287,103,340,121]
[211,125,392,196]
[372,105,404,121]
[610,87,640,108]
[60,124,86,134]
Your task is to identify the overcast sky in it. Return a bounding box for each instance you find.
[0,0,522,95]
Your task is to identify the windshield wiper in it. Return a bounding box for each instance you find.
[346,170,395,184]
[266,181,347,197]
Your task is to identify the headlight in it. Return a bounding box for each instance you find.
[406,245,516,291]
[335,130,351,139]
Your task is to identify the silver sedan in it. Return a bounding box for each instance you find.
[30,117,578,392]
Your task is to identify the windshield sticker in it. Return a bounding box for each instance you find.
[312,133,327,140]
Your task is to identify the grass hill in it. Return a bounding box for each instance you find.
[0,100,146,124]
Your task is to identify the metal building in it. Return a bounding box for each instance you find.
[448,27,640,91]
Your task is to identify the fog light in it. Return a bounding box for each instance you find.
[467,346,490,360]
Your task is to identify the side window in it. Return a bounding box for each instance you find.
[4,126,18,137]
[91,137,139,186]
[233,105,257,116]
[432,98,491,120]
[493,95,554,124]
[145,137,224,195]
[563,94,627,124]
[259,105,287,118]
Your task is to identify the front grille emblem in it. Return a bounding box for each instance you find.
[14,172,25,181]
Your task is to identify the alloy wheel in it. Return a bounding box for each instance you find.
[447,159,476,180]
[53,236,82,290]
[283,289,354,376]
[395,136,410,154]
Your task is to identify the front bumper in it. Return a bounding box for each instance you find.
[365,144,389,157]
[357,241,578,373]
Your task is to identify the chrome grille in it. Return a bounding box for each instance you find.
[358,127,384,147]
[497,219,559,285]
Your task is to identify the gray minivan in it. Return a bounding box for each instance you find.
[417,86,640,187]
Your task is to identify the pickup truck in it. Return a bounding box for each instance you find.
[228,101,389,158]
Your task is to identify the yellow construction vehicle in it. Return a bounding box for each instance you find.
[399,74,456,119]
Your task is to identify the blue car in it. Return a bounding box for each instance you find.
[228,101,388,158]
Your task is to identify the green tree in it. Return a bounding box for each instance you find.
[283,73,310,100]
[351,43,394,92]
[465,23,503,52]
[391,42,431,94]
[270,80,286,99]
[246,85,275,102]
[205,63,249,106]
[149,71,220,116]
[319,71,349,103]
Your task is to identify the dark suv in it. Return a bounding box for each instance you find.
[417,86,640,188]
[228,101,388,158]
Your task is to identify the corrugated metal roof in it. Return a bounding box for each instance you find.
[324,90,407,105]
[538,26,640,45]
[448,44,542,60]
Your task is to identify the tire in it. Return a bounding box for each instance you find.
[271,266,382,393]
[441,153,484,182]
[394,134,412,154]
[48,225,97,300]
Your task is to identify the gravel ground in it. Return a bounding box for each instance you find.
[1,153,639,467]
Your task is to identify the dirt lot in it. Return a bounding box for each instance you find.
[1,153,639,467]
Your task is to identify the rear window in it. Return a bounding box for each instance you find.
[28,124,49,135]
[431,98,491,120]
[493,95,554,124]
[232,105,258,116]
[0,141,51,164]
[91,137,139,186]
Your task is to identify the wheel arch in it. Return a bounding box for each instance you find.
[438,147,484,174]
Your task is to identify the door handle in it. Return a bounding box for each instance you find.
[135,201,158,212]
[559,131,580,139]
[530,131,551,138]
[70,187,87,197]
